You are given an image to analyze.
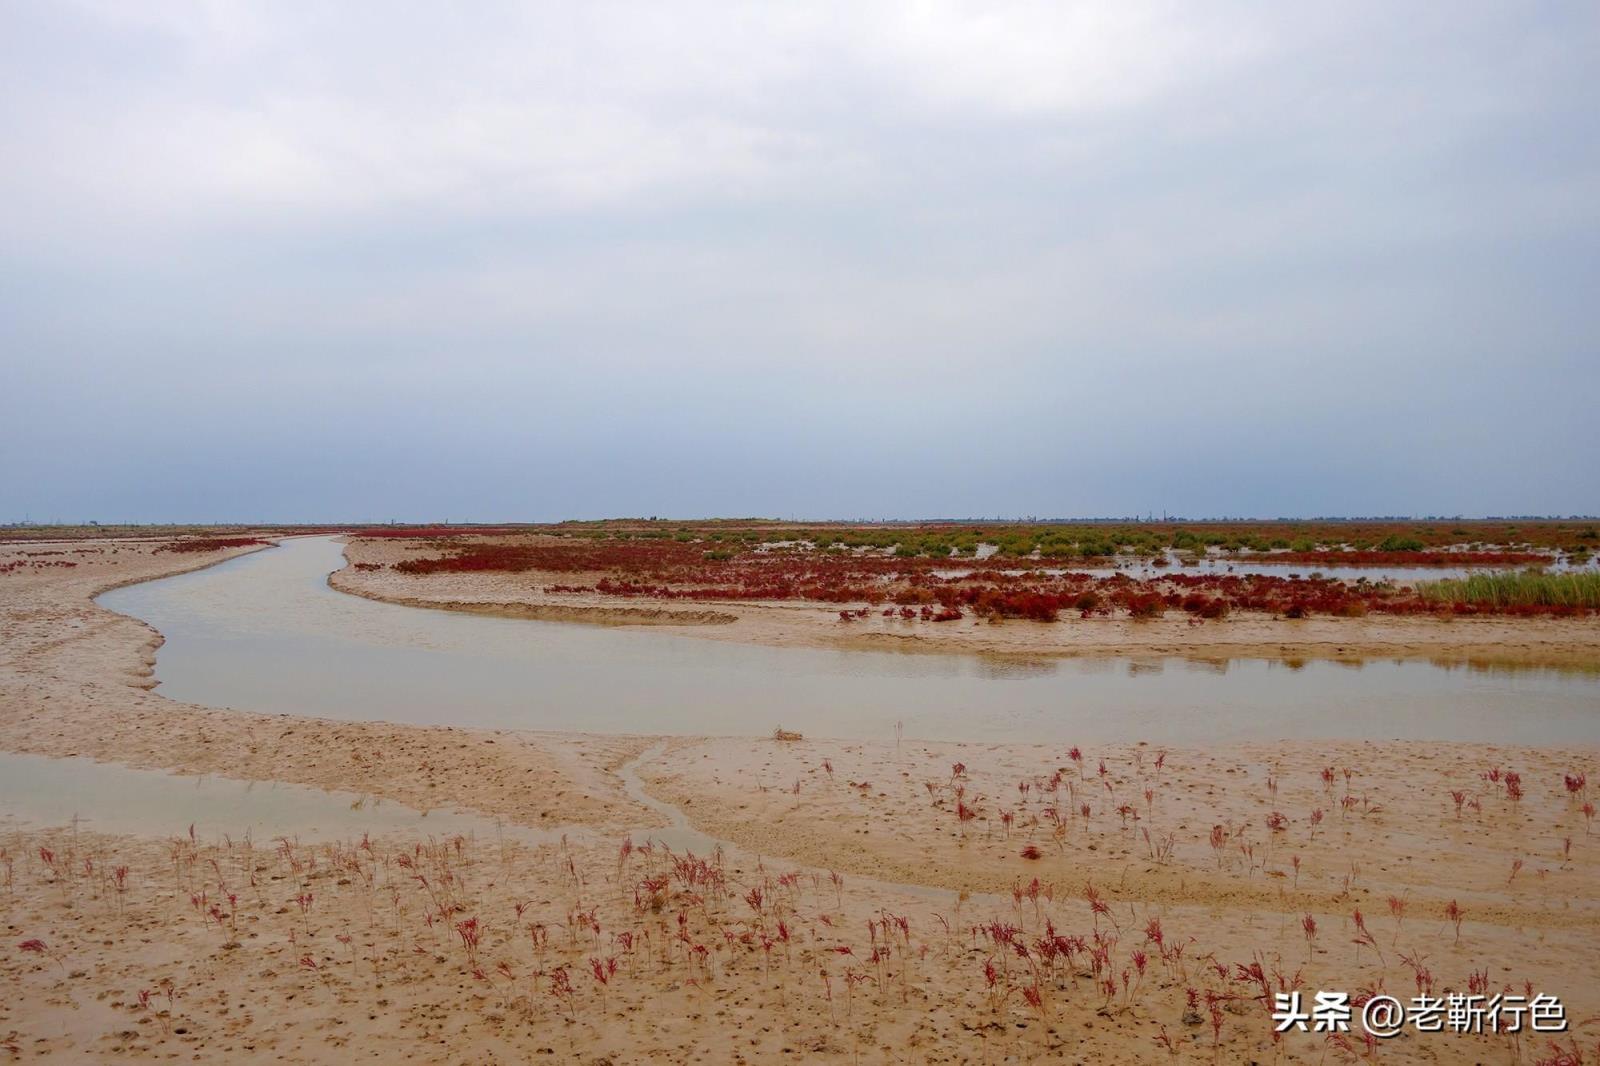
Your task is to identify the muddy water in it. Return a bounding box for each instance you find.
[98,537,1600,746]
[0,750,556,844]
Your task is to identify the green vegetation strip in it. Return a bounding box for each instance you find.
[1418,571,1600,609]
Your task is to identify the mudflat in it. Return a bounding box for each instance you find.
[1,537,1596,1063]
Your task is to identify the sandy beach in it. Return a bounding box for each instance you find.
[2,537,1597,1063]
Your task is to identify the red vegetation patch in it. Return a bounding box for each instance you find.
[354,527,522,539]
[393,538,716,576]
[375,522,1596,620]
[0,559,79,574]
[1181,595,1229,619]
[155,537,270,554]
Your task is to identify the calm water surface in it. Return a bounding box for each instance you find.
[0,750,549,843]
[98,537,1600,746]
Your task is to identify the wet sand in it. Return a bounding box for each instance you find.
[2,537,1597,1063]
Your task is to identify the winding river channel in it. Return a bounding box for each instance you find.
[97,536,1600,746]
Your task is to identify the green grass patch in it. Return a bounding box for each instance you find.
[1417,570,1600,609]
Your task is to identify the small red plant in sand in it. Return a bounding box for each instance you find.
[1531,1038,1593,1066]
[455,917,482,965]
[18,938,65,970]
[1351,909,1383,965]
[1208,825,1228,869]
[1387,895,1407,943]
[1207,991,1226,1050]
[1084,882,1119,931]
[589,955,619,1012]
[111,865,130,913]
[547,965,576,1021]
[1021,981,1048,1022]
[137,987,172,1035]
[1444,900,1464,943]
[955,801,978,838]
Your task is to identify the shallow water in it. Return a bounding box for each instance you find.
[943,548,1599,585]
[0,750,551,844]
[98,537,1600,746]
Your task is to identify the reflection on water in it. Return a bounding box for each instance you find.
[0,750,558,844]
[971,656,1060,680]
[1442,658,1600,680]
[97,537,1600,746]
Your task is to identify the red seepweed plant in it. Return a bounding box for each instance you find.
[1351,908,1383,966]
[18,937,65,971]
[455,916,482,966]
[1444,900,1465,943]
[1387,895,1408,944]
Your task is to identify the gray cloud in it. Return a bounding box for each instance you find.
[2,1,1596,522]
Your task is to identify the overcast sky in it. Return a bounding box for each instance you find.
[2,2,1596,523]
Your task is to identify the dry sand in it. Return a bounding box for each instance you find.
[2,538,1597,1063]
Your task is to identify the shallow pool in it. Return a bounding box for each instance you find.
[0,749,550,843]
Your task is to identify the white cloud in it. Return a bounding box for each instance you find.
[857,1,1268,115]
[0,0,1276,239]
